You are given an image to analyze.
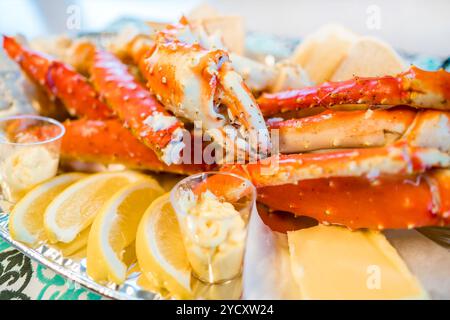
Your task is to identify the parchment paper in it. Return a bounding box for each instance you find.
[242,209,450,300]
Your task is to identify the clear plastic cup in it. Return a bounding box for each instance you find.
[0,115,65,204]
[171,172,256,285]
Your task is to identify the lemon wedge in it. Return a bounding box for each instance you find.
[9,173,86,245]
[44,171,146,243]
[87,179,164,284]
[136,193,192,299]
[54,226,91,257]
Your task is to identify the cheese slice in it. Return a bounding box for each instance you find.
[287,225,428,299]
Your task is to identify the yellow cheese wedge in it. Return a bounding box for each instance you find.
[287,225,428,299]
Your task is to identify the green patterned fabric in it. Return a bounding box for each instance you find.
[0,238,101,300]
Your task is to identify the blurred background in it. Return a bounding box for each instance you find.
[0,0,449,56]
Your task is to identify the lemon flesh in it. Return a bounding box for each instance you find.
[87,178,164,284]
[44,171,146,243]
[136,193,192,299]
[9,173,86,245]
[53,226,91,257]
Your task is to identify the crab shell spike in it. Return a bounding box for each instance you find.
[3,36,113,120]
[88,48,187,165]
[258,66,450,117]
[221,142,450,188]
[31,119,207,175]
[257,171,450,230]
[267,108,417,153]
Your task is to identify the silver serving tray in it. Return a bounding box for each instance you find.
[0,46,161,299]
[0,211,159,300]
[1,25,449,300]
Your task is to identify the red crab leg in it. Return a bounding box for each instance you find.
[89,49,186,165]
[221,142,450,188]
[47,62,113,119]
[267,108,416,153]
[30,119,207,175]
[257,172,450,230]
[3,36,52,93]
[215,145,450,229]
[258,66,450,116]
[2,36,113,120]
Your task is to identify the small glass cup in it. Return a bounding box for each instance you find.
[0,115,65,204]
[171,172,256,285]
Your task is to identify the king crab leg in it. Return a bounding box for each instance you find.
[26,119,207,175]
[257,172,450,230]
[268,108,450,154]
[222,142,450,187]
[87,48,187,165]
[267,107,416,153]
[216,145,450,229]
[3,36,113,120]
[258,66,450,117]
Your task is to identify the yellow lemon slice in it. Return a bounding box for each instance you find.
[44,171,146,243]
[9,173,86,245]
[53,226,91,257]
[136,193,192,299]
[87,179,164,284]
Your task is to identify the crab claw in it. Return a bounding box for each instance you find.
[3,36,113,120]
[142,19,271,161]
[258,66,450,116]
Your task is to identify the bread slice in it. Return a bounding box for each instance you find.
[331,36,406,81]
[291,24,358,84]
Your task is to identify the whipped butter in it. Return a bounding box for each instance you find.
[0,145,58,201]
[178,190,246,283]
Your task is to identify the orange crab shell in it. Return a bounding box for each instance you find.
[32,119,208,175]
[47,62,113,119]
[89,49,185,155]
[257,174,450,230]
[217,143,450,230]
[258,66,450,117]
[3,36,52,93]
[267,107,417,153]
[3,36,113,120]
